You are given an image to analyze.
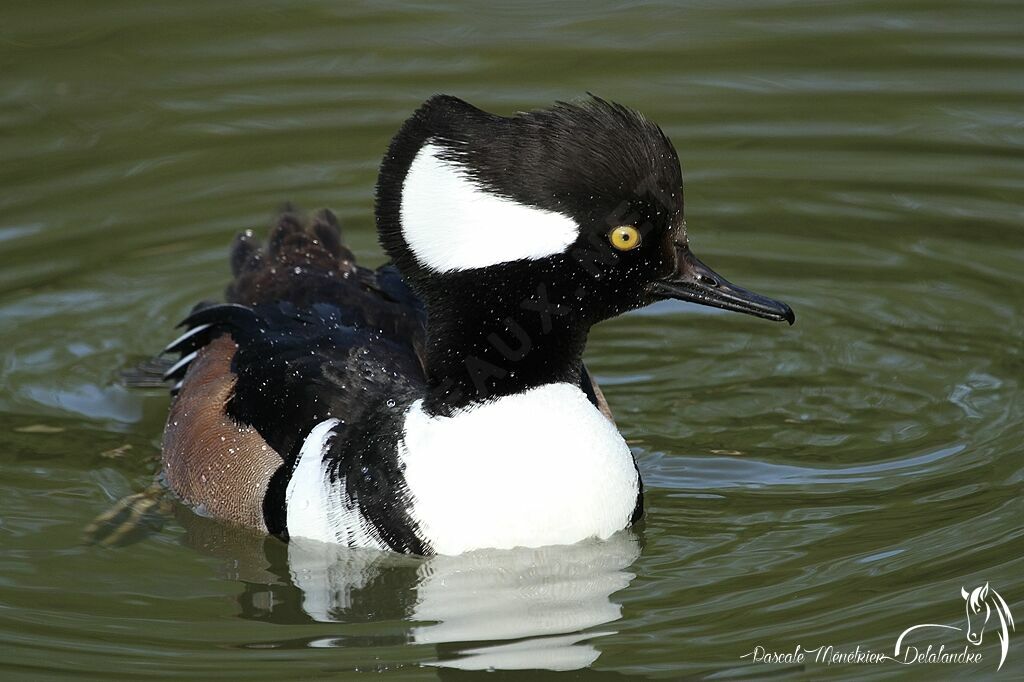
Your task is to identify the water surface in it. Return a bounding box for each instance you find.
[2,1,1023,678]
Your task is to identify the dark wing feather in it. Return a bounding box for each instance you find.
[166,207,427,459]
[179,300,424,460]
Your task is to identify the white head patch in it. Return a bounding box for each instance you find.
[400,142,580,272]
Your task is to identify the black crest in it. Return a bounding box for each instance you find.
[375,95,684,288]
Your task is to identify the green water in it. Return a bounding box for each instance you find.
[2,1,1022,678]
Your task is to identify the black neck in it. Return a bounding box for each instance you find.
[419,272,591,415]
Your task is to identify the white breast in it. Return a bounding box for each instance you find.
[399,382,638,555]
[286,418,388,550]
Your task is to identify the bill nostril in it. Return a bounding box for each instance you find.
[698,274,719,288]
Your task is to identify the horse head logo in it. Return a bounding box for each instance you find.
[896,583,1014,671]
[962,584,990,645]
[961,583,1014,667]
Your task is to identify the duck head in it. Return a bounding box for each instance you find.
[375,95,793,410]
[376,94,792,326]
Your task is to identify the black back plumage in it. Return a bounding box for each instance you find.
[165,207,427,453]
[162,208,429,548]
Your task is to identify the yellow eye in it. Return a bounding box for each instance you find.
[609,225,642,251]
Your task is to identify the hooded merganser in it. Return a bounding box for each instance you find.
[159,95,794,556]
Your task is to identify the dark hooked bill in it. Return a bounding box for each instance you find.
[649,246,795,325]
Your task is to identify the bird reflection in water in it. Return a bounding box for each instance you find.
[179,510,640,672]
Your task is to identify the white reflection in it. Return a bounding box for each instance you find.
[287,533,640,671]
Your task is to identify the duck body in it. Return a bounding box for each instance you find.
[159,95,792,556]
[161,212,639,555]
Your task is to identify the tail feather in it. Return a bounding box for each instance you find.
[121,357,175,388]
[225,207,361,308]
[310,209,347,261]
[125,205,427,396]
[229,229,263,277]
